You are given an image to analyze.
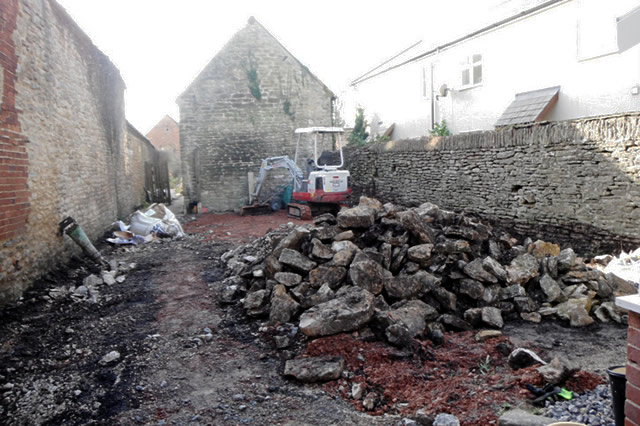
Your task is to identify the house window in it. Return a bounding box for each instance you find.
[461,54,482,88]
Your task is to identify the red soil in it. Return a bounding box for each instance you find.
[184,210,311,243]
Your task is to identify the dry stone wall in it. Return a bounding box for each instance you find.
[178,18,335,212]
[348,114,640,255]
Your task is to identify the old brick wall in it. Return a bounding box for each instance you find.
[146,115,181,179]
[348,113,640,255]
[178,18,335,212]
[0,0,127,304]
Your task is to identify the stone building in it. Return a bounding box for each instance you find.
[177,17,336,212]
[146,115,181,179]
[0,0,167,303]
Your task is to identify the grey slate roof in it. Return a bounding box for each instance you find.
[495,86,560,126]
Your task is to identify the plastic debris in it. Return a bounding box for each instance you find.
[107,204,184,244]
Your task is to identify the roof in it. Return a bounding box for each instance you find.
[495,86,560,126]
[127,121,157,151]
[351,0,567,86]
[177,17,334,102]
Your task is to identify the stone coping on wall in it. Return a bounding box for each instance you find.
[617,294,640,314]
[367,112,640,153]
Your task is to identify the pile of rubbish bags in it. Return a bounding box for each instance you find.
[107,203,185,245]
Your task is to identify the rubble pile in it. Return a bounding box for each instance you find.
[219,197,635,347]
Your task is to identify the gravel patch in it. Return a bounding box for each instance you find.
[543,384,615,425]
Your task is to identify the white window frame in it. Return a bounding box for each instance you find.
[460,54,483,89]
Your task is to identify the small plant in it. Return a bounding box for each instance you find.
[478,355,492,375]
[348,107,369,147]
[430,119,451,136]
[247,67,261,100]
[283,99,294,118]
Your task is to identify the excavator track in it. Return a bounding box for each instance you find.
[287,203,312,220]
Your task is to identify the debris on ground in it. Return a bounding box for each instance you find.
[107,203,185,244]
[0,203,629,425]
[220,196,634,342]
[590,247,640,286]
[213,196,630,423]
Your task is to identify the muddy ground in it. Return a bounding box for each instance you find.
[0,211,628,425]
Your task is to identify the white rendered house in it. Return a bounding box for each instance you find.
[345,0,640,138]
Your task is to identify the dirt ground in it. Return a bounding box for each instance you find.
[0,211,628,425]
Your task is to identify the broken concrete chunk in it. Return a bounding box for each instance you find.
[278,248,317,273]
[303,283,335,308]
[498,284,526,301]
[349,258,389,295]
[432,287,457,312]
[310,238,334,261]
[397,210,434,244]
[508,348,546,370]
[308,265,347,289]
[269,285,300,325]
[99,350,120,366]
[334,230,354,242]
[528,240,560,258]
[273,228,310,258]
[439,314,472,331]
[337,205,376,229]
[351,382,364,400]
[555,298,595,327]
[358,196,384,213]
[481,307,504,329]
[380,300,438,345]
[482,257,507,282]
[274,272,302,287]
[331,240,359,267]
[594,301,626,324]
[520,312,542,323]
[539,274,564,303]
[83,274,103,287]
[283,356,344,382]
[459,279,485,300]
[407,244,434,266]
[299,286,375,337]
[244,289,269,312]
[506,254,540,284]
[463,259,498,284]
[537,356,576,385]
[433,413,460,426]
[557,248,577,272]
[475,329,503,342]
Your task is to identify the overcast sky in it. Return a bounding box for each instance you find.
[56,0,533,133]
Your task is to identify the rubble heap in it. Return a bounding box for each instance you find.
[219,197,634,346]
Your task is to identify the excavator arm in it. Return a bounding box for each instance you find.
[252,156,304,201]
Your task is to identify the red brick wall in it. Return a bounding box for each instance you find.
[627,311,640,425]
[0,0,30,242]
[146,115,180,177]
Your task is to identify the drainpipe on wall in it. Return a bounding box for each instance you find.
[430,62,435,131]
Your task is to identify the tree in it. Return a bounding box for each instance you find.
[348,107,369,146]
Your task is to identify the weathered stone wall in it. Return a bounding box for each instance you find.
[178,18,335,212]
[146,115,181,179]
[120,123,166,214]
[348,114,640,255]
[0,0,129,304]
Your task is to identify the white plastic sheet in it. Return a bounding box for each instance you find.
[107,204,185,244]
[603,247,640,285]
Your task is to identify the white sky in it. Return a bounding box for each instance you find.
[56,0,534,133]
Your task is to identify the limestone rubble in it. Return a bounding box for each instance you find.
[219,197,635,347]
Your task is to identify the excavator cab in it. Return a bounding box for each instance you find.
[242,127,351,218]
